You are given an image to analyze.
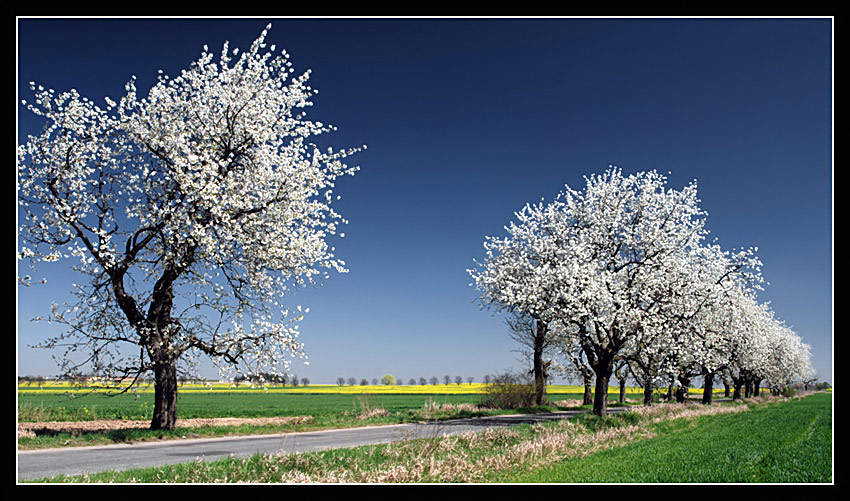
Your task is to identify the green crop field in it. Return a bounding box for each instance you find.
[18,385,645,450]
[18,391,485,421]
[17,388,641,422]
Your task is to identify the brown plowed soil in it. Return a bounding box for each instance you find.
[18,415,312,438]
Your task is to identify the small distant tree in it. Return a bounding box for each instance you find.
[429,377,439,385]
[409,378,417,385]
[301,377,309,386]
[443,375,451,385]
[419,377,427,385]
[396,378,403,386]
[380,374,395,385]
[291,375,299,387]
[483,374,492,384]
[454,375,463,385]
[614,359,628,404]
[347,377,357,386]
[336,377,345,386]
[479,370,536,409]
[467,377,474,385]
[259,372,285,384]
[505,311,557,405]
[360,378,369,386]
[371,378,378,385]
[802,373,819,391]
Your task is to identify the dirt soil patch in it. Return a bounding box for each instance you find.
[18,415,312,438]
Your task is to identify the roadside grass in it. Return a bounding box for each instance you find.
[26,393,828,483]
[18,392,642,450]
[506,392,832,483]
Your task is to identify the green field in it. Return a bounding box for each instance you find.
[17,390,639,422]
[18,388,644,450]
[18,392,481,421]
[506,392,832,483]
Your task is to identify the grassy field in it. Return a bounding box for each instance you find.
[19,391,485,421]
[18,390,646,422]
[507,392,832,483]
[18,382,657,422]
[25,392,831,483]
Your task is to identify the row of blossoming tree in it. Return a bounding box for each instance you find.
[468,168,814,416]
[18,26,363,430]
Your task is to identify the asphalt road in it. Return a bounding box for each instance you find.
[18,406,630,481]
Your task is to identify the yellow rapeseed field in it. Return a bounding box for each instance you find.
[17,381,728,395]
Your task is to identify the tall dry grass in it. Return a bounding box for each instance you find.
[275,398,769,483]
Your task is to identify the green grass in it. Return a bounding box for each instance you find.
[18,392,475,421]
[18,391,642,422]
[506,393,832,483]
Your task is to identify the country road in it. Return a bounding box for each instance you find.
[18,406,631,481]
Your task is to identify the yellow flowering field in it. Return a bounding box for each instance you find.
[17,381,728,395]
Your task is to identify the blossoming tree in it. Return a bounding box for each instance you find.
[17,25,362,430]
[471,168,724,416]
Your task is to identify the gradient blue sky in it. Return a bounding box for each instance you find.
[17,18,832,384]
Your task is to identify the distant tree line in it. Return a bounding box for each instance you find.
[334,375,479,386]
[233,373,309,386]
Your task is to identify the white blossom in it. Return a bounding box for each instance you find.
[18,25,363,387]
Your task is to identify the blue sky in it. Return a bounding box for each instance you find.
[17,18,832,384]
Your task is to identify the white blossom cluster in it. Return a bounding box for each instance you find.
[469,167,813,396]
[18,25,362,382]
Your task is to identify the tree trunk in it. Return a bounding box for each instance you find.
[732,380,743,401]
[702,372,714,405]
[643,382,654,406]
[754,379,761,397]
[151,360,178,430]
[723,380,730,397]
[701,373,714,404]
[675,375,690,403]
[582,373,594,405]
[532,319,547,406]
[666,379,675,402]
[618,377,626,403]
[145,246,195,431]
[592,368,611,417]
[675,385,686,403]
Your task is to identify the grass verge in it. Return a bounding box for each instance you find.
[506,392,832,483]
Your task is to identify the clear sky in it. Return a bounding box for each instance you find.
[16,17,832,384]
